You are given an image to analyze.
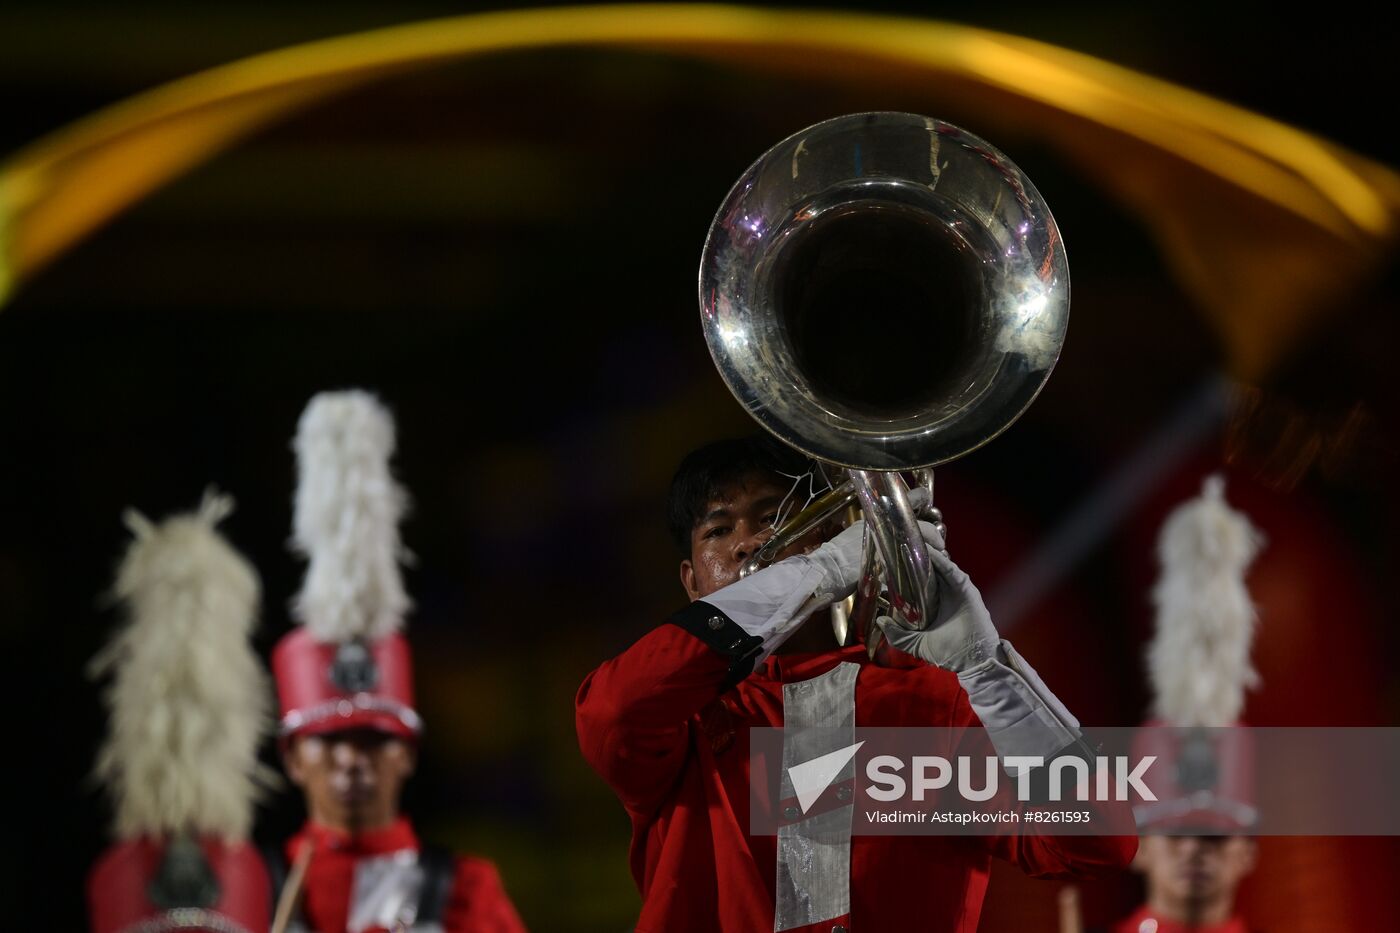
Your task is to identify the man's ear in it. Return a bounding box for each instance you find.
[282,740,307,788]
[680,559,700,602]
[1129,836,1154,874]
[386,738,418,778]
[1237,837,1259,874]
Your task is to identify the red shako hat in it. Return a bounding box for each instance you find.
[1134,475,1264,833]
[273,390,422,742]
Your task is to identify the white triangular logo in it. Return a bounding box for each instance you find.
[787,741,864,814]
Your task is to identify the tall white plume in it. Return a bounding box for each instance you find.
[90,491,275,841]
[291,390,411,642]
[1148,475,1264,727]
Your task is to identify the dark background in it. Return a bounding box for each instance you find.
[2,2,1396,929]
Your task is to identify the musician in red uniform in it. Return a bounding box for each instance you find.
[1113,836,1256,933]
[576,436,1137,933]
[271,391,525,933]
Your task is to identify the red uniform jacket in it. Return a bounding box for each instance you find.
[285,819,525,933]
[577,614,1136,933]
[1113,906,1249,932]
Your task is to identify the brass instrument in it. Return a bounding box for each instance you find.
[698,112,1069,653]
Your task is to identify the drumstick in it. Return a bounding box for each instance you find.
[270,840,314,933]
[1058,885,1084,933]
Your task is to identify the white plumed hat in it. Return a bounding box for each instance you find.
[273,391,422,741]
[1147,475,1265,727]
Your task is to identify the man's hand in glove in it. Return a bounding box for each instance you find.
[699,518,873,661]
[802,518,870,604]
[874,524,1000,673]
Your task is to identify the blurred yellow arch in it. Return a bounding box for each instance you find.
[2,4,1396,378]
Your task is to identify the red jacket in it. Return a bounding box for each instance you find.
[285,819,525,933]
[577,619,1136,933]
[1113,906,1249,932]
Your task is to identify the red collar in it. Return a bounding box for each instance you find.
[758,646,868,683]
[1118,906,1248,933]
[292,817,418,857]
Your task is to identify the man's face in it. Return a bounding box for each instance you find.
[1135,835,1257,908]
[680,471,827,600]
[284,728,416,833]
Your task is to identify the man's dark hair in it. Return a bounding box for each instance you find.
[666,434,814,556]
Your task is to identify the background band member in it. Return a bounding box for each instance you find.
[87,493,276,933]
[1114,476,1262,933]
[270,390,525,933]
[576,435,1137,933]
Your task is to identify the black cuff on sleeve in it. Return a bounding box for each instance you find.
[669,601,765,691]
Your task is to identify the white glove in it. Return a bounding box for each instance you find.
[701,520,868,660]
[808,517,945,601]
[874,534,998,673]
[873,527,1081,758]
[804,519,869,602]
